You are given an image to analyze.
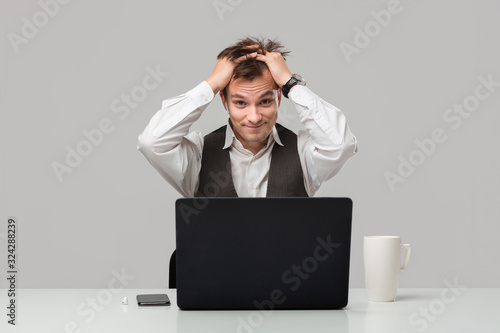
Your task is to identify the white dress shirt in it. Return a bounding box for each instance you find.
[137,81,358,197]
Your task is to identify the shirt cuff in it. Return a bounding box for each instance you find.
[186,81,215,108]
[287,85,318,106]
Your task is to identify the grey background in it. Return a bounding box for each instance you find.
[1,0,499,289]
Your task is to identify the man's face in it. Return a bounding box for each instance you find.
[220,69,281,154]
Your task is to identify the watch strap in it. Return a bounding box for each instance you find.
[282,76,298,99]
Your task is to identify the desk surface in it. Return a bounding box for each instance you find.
[1,288,498,333]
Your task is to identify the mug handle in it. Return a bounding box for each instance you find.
[400,244,411,271]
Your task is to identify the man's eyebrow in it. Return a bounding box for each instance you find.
[229,90,275,99]
[258,90,275,98]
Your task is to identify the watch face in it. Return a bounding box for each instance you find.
[293,73,306,85]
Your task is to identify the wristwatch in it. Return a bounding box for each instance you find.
[282,73,306,98]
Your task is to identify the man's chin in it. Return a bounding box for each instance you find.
[242,132,270,144]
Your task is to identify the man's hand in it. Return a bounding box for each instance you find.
[255,51,293,88]
[205,45,259,94]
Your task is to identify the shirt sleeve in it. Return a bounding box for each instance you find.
[288,85,358,196]
[137,81,215,197]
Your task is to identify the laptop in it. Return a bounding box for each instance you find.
[175,197,353,310]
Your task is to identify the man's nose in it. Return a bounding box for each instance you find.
[246,105,262,124]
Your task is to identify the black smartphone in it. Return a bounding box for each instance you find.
[136,294,171,306]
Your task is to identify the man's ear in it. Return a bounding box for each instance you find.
[219,90,227,110]
[277,88,282,107]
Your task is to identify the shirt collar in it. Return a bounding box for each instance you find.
[223,120,284,150]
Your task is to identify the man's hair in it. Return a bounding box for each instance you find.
[218,37,290,97]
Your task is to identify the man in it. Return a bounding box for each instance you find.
[137,37,358,198]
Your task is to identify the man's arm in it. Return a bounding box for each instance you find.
[289,86,358,195]
[137,81,213,197]
[255,52,358,196]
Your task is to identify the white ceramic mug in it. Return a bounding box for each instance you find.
[363,236,411,302]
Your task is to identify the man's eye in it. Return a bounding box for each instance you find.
[260,99,272,105]
[235,101,246,106]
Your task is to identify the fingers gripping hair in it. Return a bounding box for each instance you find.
[218,37,290,97]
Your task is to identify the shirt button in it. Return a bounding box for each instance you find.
[203,95,208,102]
[250,184,255,190]
[296,95,302,101]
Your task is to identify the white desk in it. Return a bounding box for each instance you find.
[1,288,498,333]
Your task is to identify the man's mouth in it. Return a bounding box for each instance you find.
[246,123,264,129]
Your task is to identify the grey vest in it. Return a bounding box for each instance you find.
[195,123,308,197]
